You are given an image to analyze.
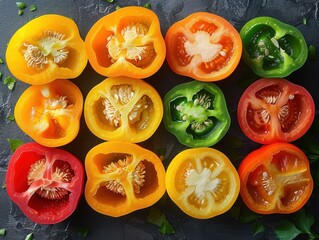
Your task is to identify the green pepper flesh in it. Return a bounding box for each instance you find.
[240,17,308,77]
[163,81,230,148]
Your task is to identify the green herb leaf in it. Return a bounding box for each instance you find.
[78,226,89,237]
[147,207,165,227]
[18,9,24,15]
[3,76,16,90]
[0,72,2,78]
[253,222,265,237]
[293,209,315,235]
[230,203,261,224]
[7,138,23,153]
[0,57,4,64]
[308,45,317,61]
[156,147,166,160]
[275,220,302,240]
[159,218,175,235]
[302,17,307,25]
[29,5,36,12]
[116,5,121,10]
[105,0,114,2]
[2,183,6,189]
[0,228,6,236]
[147,207,175,235]
[143,3,151,8]
[16,2,26,9]
[25,233,33,240]
[7,115,15,122]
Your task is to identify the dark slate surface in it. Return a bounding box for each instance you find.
[0,0,319,239]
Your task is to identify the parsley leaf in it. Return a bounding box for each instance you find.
[16,2,26,9]
[231,203,261,223]
[147,207,165,227]
[253,222,265,237]
[275,209,319,240]
[0,57,4,64]
[143,3,151,8]
[7,138,23,153]
[0,228,6,236]
[29,4,36,12]
[25,232,33,240]
[308,45,317,61]
[275,220,302,240]
[3,76,16,90]
[7,114,15,122]
[78,226,89,237]
[159,218,175,235]
[147,207,175,235]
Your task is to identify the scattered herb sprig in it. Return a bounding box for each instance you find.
[147,207,175,235]
[7,138,23,153]
[0,228,6,236]
[25,232,33,240]
[275,209,319,240]
[3,76,16,90]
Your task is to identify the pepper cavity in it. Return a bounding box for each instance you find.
[27,159,74,200]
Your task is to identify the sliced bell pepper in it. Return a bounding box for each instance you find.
[238,143,313,214]
[166,148,240,219]
[237,78,314,144]
[85,6,166,79]
[6,142,84,224]
[84,142,166,217]
[6,14,88,85]
[163,81,230,147]
[165,12,242,82]
[240,16,308,77]
[84,76,163,143]
[14,79,83,147]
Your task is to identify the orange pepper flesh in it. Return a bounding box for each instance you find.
[14,79,83,147]
[85,6,166,79]
[85,142,166,217]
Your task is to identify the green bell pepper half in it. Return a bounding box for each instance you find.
[163,81,231,148]
[240,16,308,78]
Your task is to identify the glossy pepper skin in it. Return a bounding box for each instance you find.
[6,14,88,85]
[166,148,240,219]
[6,142,84,224]
[240,16,308,78]
[85,6,166,79]
[85,142,166,217]
[84,77,163,143]
[163,81,230,147]
[238,143,313,214]
[14,79,83,147]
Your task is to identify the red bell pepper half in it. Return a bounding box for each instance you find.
[5,142,84,224]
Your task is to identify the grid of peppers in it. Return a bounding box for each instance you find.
[4,6,315,225]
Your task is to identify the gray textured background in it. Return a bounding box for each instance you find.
[1,0,319,239]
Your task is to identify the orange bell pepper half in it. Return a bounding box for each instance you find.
[6,14,88,85]
[238,143,313,214]
[14,79,83,147]
[85,142,166,217]
[85,6,166,79]
[165,12,242,82]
